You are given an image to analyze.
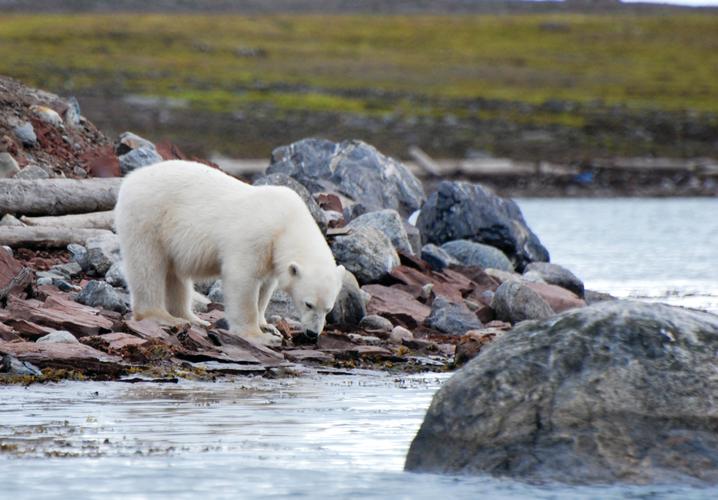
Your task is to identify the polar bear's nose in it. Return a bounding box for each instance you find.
[304,330,319,341]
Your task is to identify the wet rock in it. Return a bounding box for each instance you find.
[118,146,163,175]
[425,296,483,335]
[14,164,50,180]
[524,262,584,298]
[283,349,333,363]
[441,240,513,272]
[0,246,33,301]
[0,321,19,341]
[327,270,366,326]
[13,121,37,147]
[363,284,431,329]
[0,152,20,177]
[359,314,393,332]
[347,209,413,255]
[114,131,156,156]
[253,173,328,232]
[1,354,42,377]
[76,280,128,314]
[267,138,425,217]
[331,226,399,284]
[389,325,413,344]
[36,330,79,344]
[104,262,127,288]
[491,281,554,323]
[406,301,718,484]
[421,243,458,271]
[417,181,549,271]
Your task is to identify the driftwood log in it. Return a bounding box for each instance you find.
[20,211,115,230]
[0,178,122,217]
[0,226,114,248]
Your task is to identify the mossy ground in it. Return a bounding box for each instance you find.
[1,13,717,122]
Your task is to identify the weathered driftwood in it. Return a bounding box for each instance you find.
[20,210,115,230]
[0,178,122,217]
[0,226,114,248]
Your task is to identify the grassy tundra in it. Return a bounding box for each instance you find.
[1,13,717,157]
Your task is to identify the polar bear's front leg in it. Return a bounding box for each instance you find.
[223,270,282,347]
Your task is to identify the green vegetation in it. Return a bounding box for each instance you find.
[0,13,717,120]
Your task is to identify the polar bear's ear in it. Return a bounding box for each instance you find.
[288,262,301,278]
[336,265,345,284]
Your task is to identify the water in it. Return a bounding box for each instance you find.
[2,198,718,499]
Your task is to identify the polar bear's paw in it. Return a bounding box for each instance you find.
[188,314,211,328]
[244,325,283,348]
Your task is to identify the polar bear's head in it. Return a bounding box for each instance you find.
[285,262,345,339]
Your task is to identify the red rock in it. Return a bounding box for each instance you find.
[0,340,125,377]
[3,318,55,340]
[125,319,171,341]
[7,294,114,336]
[209,329,286,366]
[0,321,19,341]
[0,247,32,300]
[100,332,149,350]
[363,284,431,329]
[284,349,334,363]
[316,193,343,213]
[524,282,586,313]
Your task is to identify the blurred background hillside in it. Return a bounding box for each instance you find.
[1,0,717,183]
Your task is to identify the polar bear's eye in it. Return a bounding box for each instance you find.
[305,302,314,310]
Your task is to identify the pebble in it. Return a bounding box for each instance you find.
[359,314,393,332]
[36,330,79,344]
[389,326,414,344]
[13,122,37,147]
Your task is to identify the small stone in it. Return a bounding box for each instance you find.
[50,262,83,280]
[13,122,37,147]
[36,330,79,344]
[118,146,163,175]
[348,333,383,345]
[30,105,63,127]
[421,243,458,271]
[491,280,554,324]
[389,325,413,344]
[0,152,20,177]
[115,131,157,156]
[14,164,50,180]
[73,166,88,178]
[1,245,12,257]
[1,354,42,377]
[76,280,128,314]
[441,240,513,272]
[104,262,127,288]
[425,296,483,335]
[359,314,393,332]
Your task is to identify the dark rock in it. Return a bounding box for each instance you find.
[347,209,413,255]
[114,131,156,156]
[67,243,89,271]
[441,239,513,272]
[267,138,425,217]
[421,243,458,271]
[343,202,369,222]
[253,173,328,232]
[425,296,483,335]
[406,301,718,484]
[585,289,618,304]
[1,353,42,376]
[76,280,128,314]
[50,262,83,280]
[118,146,163,175]
[327,270,366,326]
[417,181,549,271]
[491,281,554,323]
[85,233,121,276]
[331,226,399,284]
[359,314,393,332]
[524,262,584,298]
[389,325,413,344]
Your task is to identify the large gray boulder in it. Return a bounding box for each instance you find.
[417,181,549,271]
[406,301,718,484]
[491,280,555,324]
[327,271,366,326]
[267,138,425,217]
[330,226,399,284]
[441,239,513,272]
[76,280,128,314]
[347,209,413,255]
[524,262,584,298]
[424,296,482,335]
[253,173,328,233]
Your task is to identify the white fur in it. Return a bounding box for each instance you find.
[114,160,344,346]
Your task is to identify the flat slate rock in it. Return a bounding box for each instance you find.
[7,294,114,336]
[283,349,334,363]
[363,284,431,329]
[0,340,125,376]
[0,247,32,300]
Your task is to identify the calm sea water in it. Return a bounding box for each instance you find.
[2,198,717,499]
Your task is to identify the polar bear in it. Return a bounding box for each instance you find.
[114,160,344,346]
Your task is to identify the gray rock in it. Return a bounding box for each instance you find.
[441,239,513,272]
[421,243,459,271]
[118,146,163,175]
[104,262,127,288]
[14,164,50,180]
[406,301,718,484]
[0,152,20,177]
[253,173,328,232]
[64,96,83,128]
[1,354,42,377]
[13,122,37,147]
[327,270,366,326]
[585,289,617,304]
[389,325,413,344]
[524,262,584,297]
[35,271,80,292]
[208,280,224,304]
[76,280,128,313]
[491,280,554,324]
[417,181,549,271]
[347,209,413,255]
[265,289,300,321]
[115,131,157,156]
[425,296,483,335]
[36,330,79,344]
[50,261,83,280]
[330,226,400,284]
[359,314,393,332]
[404,223,422,255]
[67,243,89,271]
[85,233,121,276]
[267,138,425,217]
[343,202,369,222]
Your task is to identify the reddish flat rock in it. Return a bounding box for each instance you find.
[210,329,285,366]
[363,284,431,329]
[0,248,33,300]
[7,294,113,336]
[3,318,55,340]
[284,349,334,363]
[0,321,20,341]
[100,332,149,350]
[125,319,170,341]
[0,340,125,377]
[524,282,586,313]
